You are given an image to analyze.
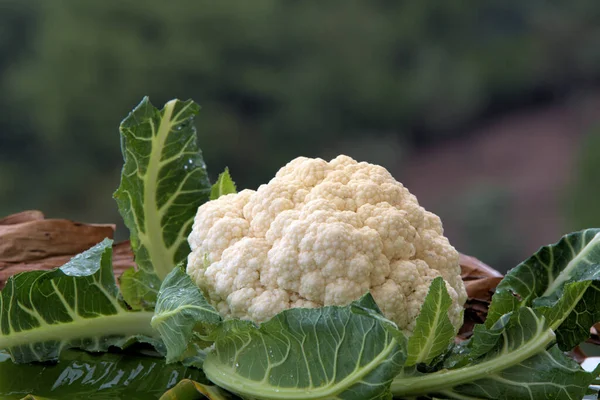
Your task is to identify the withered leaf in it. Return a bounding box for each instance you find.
[0,211,127,289]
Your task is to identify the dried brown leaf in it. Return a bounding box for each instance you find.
[0,210,44,225]
[0,220,114,263]
[0,211,120,289]
[464,277,503,302]
[460,253,503,280]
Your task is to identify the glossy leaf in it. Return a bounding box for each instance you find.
[0,239,156,363]
[114,97,211,286]
[203,295,405,400]
[0,349,206,400]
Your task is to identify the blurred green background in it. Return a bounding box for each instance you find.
[1,0,599,272]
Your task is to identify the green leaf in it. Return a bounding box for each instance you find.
[0,349,206,400]
[405,277,455,366]
[0,239,156,363]
[442,345,599,400]
[152,266,221,363]
[486,229,600,349]
[119,267,162,310]
[159,379,234,400]
[210,167,237,200]
[114,97,211,288]
[466,312,511,361]
[392,308,599,399]
[202,295,405,400]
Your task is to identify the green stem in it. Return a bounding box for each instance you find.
[0,311,155,348]
[390,328,556,397]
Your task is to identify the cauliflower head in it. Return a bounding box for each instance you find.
[187,155,467,333]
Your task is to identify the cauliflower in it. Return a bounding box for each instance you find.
[187,155,467,333]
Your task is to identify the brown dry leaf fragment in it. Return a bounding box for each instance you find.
[457,299,492,341]
[587,323,600,346]
[112,240,136,274]
[569,346,588,364]
[0,210,45,225]
[0,211,119,289]
[460,253,503,279]
[464,277,503,302]
[0,241,134,286]
[459,253,503,303]
[457,253,503,342]
[0,219,115,263]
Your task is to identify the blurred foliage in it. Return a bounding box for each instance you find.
[436,185,520,270]
[569,127,600,231]
[0,0,600,251]
[458,186,520,270]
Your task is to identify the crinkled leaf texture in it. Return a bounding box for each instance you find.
[0,349,205,400]
[119,267,162,310]
[152,229,600,399]
[390,229,600,399]
[153,274,407,399]
[392,308,599,399]
[114,97,211,309]
[202,295,406,400]
[210,167,237,200]
[487,228,600,349]
[152,266,221,363]
[0,239,157,363]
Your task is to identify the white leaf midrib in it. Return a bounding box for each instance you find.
[141,100,184,280]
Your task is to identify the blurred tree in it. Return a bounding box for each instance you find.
[568,127,600,231]
[1,0,600,233]
[435,185,520,272]
[0,0,40,218]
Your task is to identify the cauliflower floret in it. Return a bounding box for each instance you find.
[187,155,466,334]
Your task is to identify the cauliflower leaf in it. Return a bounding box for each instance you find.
[152,266,221,363]
[404,277,455,366]
[210,167,237,200]
[487,228,600,349]
[0,239,158,363]
[392,308,598,399]
[0,349,206,399]
[114,97,211,309]
[202,295,406,400]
